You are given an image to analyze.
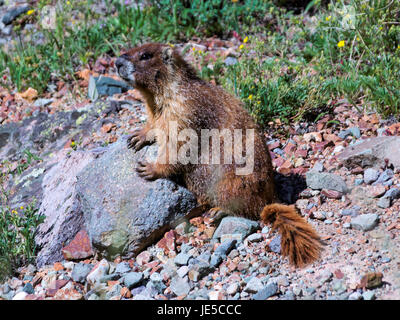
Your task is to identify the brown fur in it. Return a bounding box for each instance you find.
[116,43,322,267]
[261,204,322,267]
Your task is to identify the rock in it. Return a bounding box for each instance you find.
[305,171,348,193]
[338,136,400,169]
[321,189,342,199]
[375,169,394,184]
[377,197,391,209]
[123,272,144,289]
[53,287,83,300]
[383,187,400,201]
[268,235,281,253]
[350,214,379,231]
[247,233,263,242]
[136,251,152,266]
[332,279,346,294]
[35,150,98,267]
[244,277,264,293]
[226,283,239,295]
[338,127,360,139]
[213,217,259,240]
[220,233,244,243]
[87,259,110,286]
[210,254,223,268]
[71,263,93,283]
[148,273,165,294]
[174,253,191,266]
[2,5,31,25]
[61,229,93,261]
[33,98,54,107]
[41,273,57,289]
[177,266,189,278]
[170,276,191,296]
[22,283,34,295]
[362,290,376,300]
[88,76,132,100]
[366,184,386,198]
[348,291,362,300]
[214,239,237,257]
[12,291,28,300]
[188,262,214,281]
[364,168,379,184]
[253,282,278,300]
[77,139,197,260]
[115,262,131,274]
[360,272,383,289]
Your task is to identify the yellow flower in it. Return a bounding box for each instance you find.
[243,36,249,43]
[11,209,17,215]
[248,94,253,100]
[325,16,331,21]
[70,141,76,147]
[239,44,244,50]
[337,40,345,48]
[357,37,360,41]
[67,1,71,5]
[379,26,383,31]
[20,206,24,210]
[27,9,34,15]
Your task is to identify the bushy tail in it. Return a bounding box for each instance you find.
[261,203,322,268]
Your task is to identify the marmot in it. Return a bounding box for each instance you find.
[115,43,322,267]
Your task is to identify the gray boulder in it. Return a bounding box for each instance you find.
[76,138,197,260]
[306,171,348,193]
[2,5,31,25]
[35,149,99,267]
[338,136,400,169]
[350,214,379,231]
[213,217,259,240]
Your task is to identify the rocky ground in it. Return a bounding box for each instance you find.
[1,1,400,302]
[1,86,400,300]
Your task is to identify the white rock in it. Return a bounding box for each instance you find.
[12,292,28,300]
[87,259,110,285]
[226,283,239,295]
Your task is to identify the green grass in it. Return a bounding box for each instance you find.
[0,0,400,123]
[0,152,44,281]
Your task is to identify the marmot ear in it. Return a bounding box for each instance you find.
[162,46,174,64]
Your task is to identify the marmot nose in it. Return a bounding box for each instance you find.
[115,57,126,70]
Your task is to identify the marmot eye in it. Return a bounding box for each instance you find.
[140,53,152,61]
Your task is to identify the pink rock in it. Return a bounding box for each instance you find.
[53,287,83,300]
[136,250,151,266]
[62,230,93,261]
[321,189,343,199]
[367,185,386,198]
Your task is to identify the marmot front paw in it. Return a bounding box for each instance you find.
[135,160,160,181]
[127,127,152,151]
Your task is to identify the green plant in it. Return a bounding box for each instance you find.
[0,201,44,281]
[0,151,44,280]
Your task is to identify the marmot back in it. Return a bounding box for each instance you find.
[115,43,322,267]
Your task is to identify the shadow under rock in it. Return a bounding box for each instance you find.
[274,172,307,205]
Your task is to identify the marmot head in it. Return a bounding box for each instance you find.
[116,43,198,95]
